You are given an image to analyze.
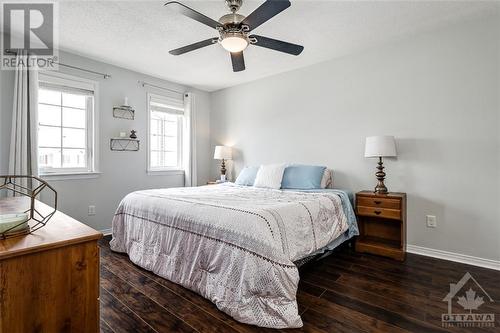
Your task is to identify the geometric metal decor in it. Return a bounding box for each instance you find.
[113,105,135,120]
[0,175,57,239]
[110,138,140,151]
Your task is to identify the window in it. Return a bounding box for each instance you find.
[148,93,184,171]
[38,73,97,174]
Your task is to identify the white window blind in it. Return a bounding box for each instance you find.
[148,94,184,171]
[37,73,96,174]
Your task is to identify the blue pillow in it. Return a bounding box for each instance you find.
[281,164,326,189]
[235,166,259,186]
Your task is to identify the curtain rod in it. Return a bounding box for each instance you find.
[57,63,111,79]
[4,49,111,79]
[138,81,185,96]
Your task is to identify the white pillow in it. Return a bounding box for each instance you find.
[320,169,333,189]
[253,164,286,189]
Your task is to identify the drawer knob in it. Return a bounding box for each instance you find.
[374,200,382,205]
[374,210,382,215]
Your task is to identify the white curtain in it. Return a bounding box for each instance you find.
[183,92,197,187]
[9,52,39,177]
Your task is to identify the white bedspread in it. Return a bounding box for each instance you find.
[110,183,349,328]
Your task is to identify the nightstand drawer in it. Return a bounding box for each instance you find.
[357,206,401,220]
[357,197,401,209]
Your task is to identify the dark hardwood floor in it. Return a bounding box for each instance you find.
[98,236,499,332]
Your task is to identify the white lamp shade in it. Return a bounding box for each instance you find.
[364,136,397,157]
[214,146,232,160]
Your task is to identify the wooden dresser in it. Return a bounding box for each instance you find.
[355,191,407,261]
[0,197,102,333]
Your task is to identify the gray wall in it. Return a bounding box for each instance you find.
[210,16,500,261]
[1,14,498,261]
[0,51,211,232]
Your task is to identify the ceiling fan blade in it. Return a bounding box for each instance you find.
[169,38,218,55]
[250,35,303,55]
[231,52,245,72]
[241,0,290,32]
[164,1,221,30]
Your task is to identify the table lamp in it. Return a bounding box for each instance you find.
[214,146,232,181]
[364,136,397,194]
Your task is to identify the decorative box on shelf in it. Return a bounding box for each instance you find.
[355,191,407,261]
[113,105,135,120]
[110,138,140,151]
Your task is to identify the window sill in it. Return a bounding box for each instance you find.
[147,169,185,176]
[40,172,102,181]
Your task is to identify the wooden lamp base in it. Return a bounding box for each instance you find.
[220,159,226,181]
[374,156,388,194]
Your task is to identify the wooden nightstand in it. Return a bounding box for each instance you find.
[355,191,407,261]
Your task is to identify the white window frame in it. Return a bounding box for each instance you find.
[147,92,185,173]
[37,72,99,178]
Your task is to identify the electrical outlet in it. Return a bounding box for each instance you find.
[426,215,437,228]
[88,205,96,216]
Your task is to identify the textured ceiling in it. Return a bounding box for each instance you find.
[54,0,496,91]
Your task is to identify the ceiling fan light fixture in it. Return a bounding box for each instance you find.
[165,0,303,72]
[220,33,249,53]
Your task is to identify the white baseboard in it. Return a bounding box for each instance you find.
[407,244,500,271]
[99,228,112,236]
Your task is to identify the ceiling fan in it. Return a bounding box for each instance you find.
[165,0,304,72]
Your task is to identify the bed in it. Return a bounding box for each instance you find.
[110,183,358,328]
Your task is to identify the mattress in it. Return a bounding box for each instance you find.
[110,183,357,328]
